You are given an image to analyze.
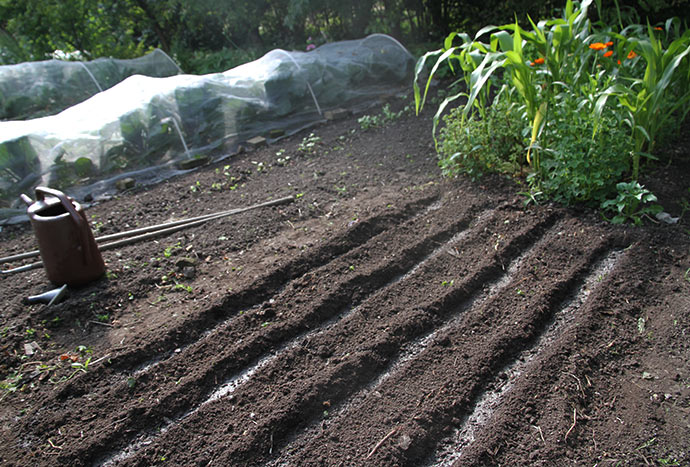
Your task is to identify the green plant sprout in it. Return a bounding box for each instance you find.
[173,283,193,293]
[0,372,23,402]
[358,104,409,130]
[298,133,321,154]
[601,181,662,225]
[189,180,202,192]
[163,241,182,258]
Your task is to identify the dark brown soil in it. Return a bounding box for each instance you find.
[1,98,689,466]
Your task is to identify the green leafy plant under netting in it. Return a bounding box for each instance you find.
[415,0,690,222]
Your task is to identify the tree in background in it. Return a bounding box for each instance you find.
[1,0,688,71]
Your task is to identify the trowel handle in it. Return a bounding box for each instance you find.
[34,186,91,263]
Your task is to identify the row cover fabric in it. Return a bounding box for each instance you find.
[0,49,182,121]
[0,34,415,220]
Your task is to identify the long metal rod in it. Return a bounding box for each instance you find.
[0,196,294,265]
[0,196,294,275]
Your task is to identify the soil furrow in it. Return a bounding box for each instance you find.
[44,189,441,403]
[116,205,558,465]
[280,218,616,465]
[2,98,687,467]
[32,193,483,466]
[21,190,437,400]
[264,214,536,465]
[429,249,622,466]
[450,240,662,466]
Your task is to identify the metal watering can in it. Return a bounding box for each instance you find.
[21,187,105,286]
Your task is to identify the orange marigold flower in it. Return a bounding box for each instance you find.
[589,42,607,50]
[533,57,544,65]
[605,41,614,47]
[603,50,613,58]
[617,59,621,65]
[627,50,637,59]
[654,26,663,30]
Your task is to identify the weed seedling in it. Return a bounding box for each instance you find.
[298,133,321,154]
[173,283,193,293]
[163,241,182,258]
[91,218,104,234]
[251,161,266,172]
[601,182,662,226]
[358,104,406,130]
[76,345,93,355]
[0,372,23,402]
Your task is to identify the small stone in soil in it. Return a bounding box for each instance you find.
[246,136,267,149]
[115,178,136,191]
[176,257,197,269]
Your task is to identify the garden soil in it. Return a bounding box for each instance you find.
[0,97,689,466]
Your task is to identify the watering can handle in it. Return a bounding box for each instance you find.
[34,186,91,264]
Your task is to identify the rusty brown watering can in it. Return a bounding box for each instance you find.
[22,187,105,286]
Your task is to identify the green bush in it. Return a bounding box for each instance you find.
[174,47,263,75]
[536,92,632,205]
[438,97,526,180]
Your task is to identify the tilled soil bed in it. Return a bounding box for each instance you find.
[1,99,689,466]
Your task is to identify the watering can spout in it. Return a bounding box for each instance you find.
[24,187,105,286]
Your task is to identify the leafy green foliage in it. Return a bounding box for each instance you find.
[601,181,662,225]
[416,0,690,221]
[438,98,525,180]
[298,133,321,154]
[0,0,150,63]
[536,92,632,205]
[173,47,263,75]
[358,104,409,131]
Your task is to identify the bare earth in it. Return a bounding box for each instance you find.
[1,98,689,466]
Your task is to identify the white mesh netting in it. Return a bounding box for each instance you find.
[0,49,182,121]
[0,35,415,220]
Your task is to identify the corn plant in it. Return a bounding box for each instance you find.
[415,0,598,159]
[595,22,690,180]
[414,0,690,222]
